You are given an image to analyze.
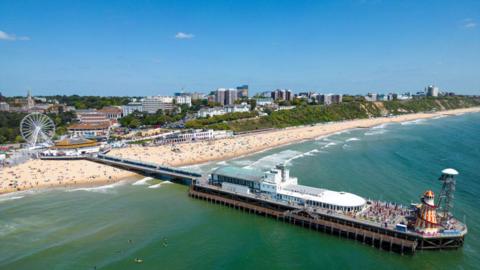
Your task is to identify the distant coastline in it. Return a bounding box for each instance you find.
[2,106,480,195]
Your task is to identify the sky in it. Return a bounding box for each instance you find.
[0,0,479,96]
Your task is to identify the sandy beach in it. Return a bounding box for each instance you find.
[2,107,480,194]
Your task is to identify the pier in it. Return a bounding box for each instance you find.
[86,154,203,185]
[189,182,466,254]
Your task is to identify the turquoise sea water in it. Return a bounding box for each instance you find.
[1,113,479,269]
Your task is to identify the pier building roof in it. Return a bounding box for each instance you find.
[212,166,264,182]
[281,184,366,208]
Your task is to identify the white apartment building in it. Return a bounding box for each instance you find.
[122,102,143,116]
[142,96,175,114]
[175,95,192,107]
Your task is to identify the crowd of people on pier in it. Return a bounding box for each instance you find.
[358,201,411,227]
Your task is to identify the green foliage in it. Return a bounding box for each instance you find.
[185,111,258,129]
[118,109,185,128]
[225,97,480,132]
[0,112,26,144]
[47,95,131,109]
[0,111,76,144]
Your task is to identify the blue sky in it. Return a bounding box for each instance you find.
[0,0,479,96]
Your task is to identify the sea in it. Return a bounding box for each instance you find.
[1,112,479,270]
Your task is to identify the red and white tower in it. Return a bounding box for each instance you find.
[415,190,440,234]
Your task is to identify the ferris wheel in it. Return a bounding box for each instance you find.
[20,113,56,146]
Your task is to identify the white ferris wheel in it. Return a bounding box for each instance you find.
[20,113,56,146]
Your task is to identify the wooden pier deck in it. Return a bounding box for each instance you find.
[189,183,466,254]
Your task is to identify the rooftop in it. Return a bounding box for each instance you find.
[281,184,366,208]
[212,166,265,182]
[68,122,110,130]
[54,138,98,149]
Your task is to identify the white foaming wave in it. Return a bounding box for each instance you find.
[0,195,24,203]
[345,137,360,142]
[68,182,126,193]
[432,115,446,120]
[0,223,18,236]
[148,181,172,189]
[372,123,389,129]
[216,161,228,166]
[401,119,426,125]
[322,142,337,148]
[132,177,153,186]
[244,150,303,169]
[304,149,320,156]
[364,129,387,136]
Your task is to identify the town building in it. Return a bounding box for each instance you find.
[271,89,293,101]
[40,138,104,157]
[76,109,111,125]
[236,85,249,98]
[214,88,238,105]
[0,102,10,111]
[316,94,342,105]
[122,102,143,116]
[225,88,238,105]
[255,97,274,106]
[67,122,111,139]
[425,85,439,97]
[225,103,250,113]
[365,93,378,102]
[99,106,123,121]
[197,107,226,118]
[210,164,366,213]
[142,96,175,114]
[175,95,192,107]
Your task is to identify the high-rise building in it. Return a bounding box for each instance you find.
[225,88,237,105]
[425,85,439,97]
[271,89,293,101]
[215,88,226,105]
[316,94,342,105]
[215,88,237,105]
[26,90,35,109]
[236,85,249,98]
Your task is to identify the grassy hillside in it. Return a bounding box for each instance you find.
[217,97,480,132]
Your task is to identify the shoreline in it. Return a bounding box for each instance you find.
[2,106,480,196]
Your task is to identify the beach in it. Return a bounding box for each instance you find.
[2,106,480,194]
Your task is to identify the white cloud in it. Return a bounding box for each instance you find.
[0,30,30,41]
[463,18,477,29]
[175,32,194,39]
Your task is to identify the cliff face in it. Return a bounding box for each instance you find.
[225,97,480,132]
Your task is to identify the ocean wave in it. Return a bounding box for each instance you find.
[345,137,360,142]
[245,150,303,169]
[0,195,24,203]
[68,182,126,193]
[401,119,426,125]
[322,142,337,148]
[0,223,18,237]
[342,144,351,150]
[132,177,153,186]
[372,123,389,129]
[304,149,320,156]
[148,181,172,189]
[364,130,387,136]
